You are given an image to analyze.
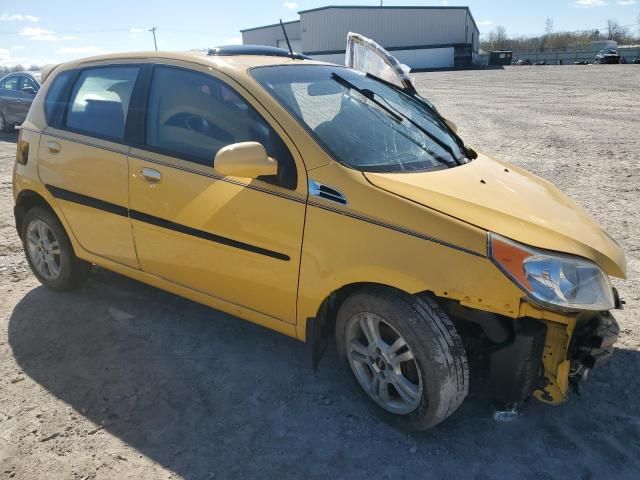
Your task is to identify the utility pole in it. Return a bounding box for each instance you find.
[149,26,158,51]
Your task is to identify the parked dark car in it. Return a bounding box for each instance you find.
[0,71,40,132]
[634,59,640,65]
[515,59,531,66]
[594,49,621,64]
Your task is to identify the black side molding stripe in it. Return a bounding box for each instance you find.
[308,200,486,258]
[129,210,290,261]
[46,185,128,217]
[46,184,290,261]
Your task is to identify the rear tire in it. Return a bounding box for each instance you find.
[21,206,91,291]
[335,286,469,431]
[0,111,12,132]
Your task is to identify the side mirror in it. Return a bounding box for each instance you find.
[444,118,458,134]
[214,142,277,179]
[21,87,37,95]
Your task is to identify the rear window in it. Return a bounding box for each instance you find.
[44,70,75,126]
[65,66,139,141]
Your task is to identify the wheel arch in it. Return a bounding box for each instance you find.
[14,189,56,239]
[305,281,416,369]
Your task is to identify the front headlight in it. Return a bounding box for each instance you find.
[489,233,614,311]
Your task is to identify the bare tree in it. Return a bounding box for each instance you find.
[545,18,554,36]
[487,25,509,51]
[606,19,628,43]
[542,17,555,50]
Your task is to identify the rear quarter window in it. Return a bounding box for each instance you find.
[44,70,75,126]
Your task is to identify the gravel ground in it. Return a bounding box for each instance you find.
[1,65,639,480]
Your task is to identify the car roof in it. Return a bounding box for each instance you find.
[56,50,332,73]
[0,71,41,83]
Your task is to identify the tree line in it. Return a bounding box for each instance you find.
[0,64,42,74]
[481,18,639,53]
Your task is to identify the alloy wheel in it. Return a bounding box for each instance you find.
[345,312,423,414]
[26,219,61,281]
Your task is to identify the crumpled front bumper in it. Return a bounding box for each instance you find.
[569,311,619,381]
[534,309,619,404]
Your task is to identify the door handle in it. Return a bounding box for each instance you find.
[140,167,162,183]
[47,141,61,154]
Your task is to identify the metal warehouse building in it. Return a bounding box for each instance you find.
[241,5,480,69]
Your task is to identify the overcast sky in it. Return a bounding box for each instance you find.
[1,0,638,67]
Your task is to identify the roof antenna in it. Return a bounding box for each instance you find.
[279,19,295,57]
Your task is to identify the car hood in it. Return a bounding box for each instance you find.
[364,154,626,278]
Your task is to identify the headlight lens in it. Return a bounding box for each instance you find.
[489,233,614,311]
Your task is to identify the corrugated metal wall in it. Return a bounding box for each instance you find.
[240,7,481,68]
[300,7,473,53]
[241,21,301,47]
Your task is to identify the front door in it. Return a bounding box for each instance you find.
[16,75,38,119]
[128,64,306,324]
[38,65,140,268]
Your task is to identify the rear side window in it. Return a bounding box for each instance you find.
[65,66,139,141]
[1,76,19,91]
[145,66,296,188]
[44,70,75,126]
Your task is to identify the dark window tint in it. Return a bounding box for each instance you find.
[146,66,296,189]
[18,76,38,91]
[66,66,139,141]
[44,70,75,125]
[1,76,19,91]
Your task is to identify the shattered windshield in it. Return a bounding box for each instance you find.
[251,65,467,173]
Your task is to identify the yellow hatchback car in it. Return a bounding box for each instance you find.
[12,45,626,430]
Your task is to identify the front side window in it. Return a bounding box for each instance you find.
[252,65,468,173]
[66,66,139,141]
[19,76,38,92]
[145,66,296,188]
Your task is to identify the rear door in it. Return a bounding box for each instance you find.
[127,63,307,324]
[38,64,140,268]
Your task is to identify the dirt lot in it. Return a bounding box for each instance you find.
[1,65,639,480]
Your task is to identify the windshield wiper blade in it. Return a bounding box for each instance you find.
[331,72,403,123]
[365,72,476,161]
[369,90,464,166]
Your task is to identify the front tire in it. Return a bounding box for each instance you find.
[22,206,91,291]
[336,287,469,431]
